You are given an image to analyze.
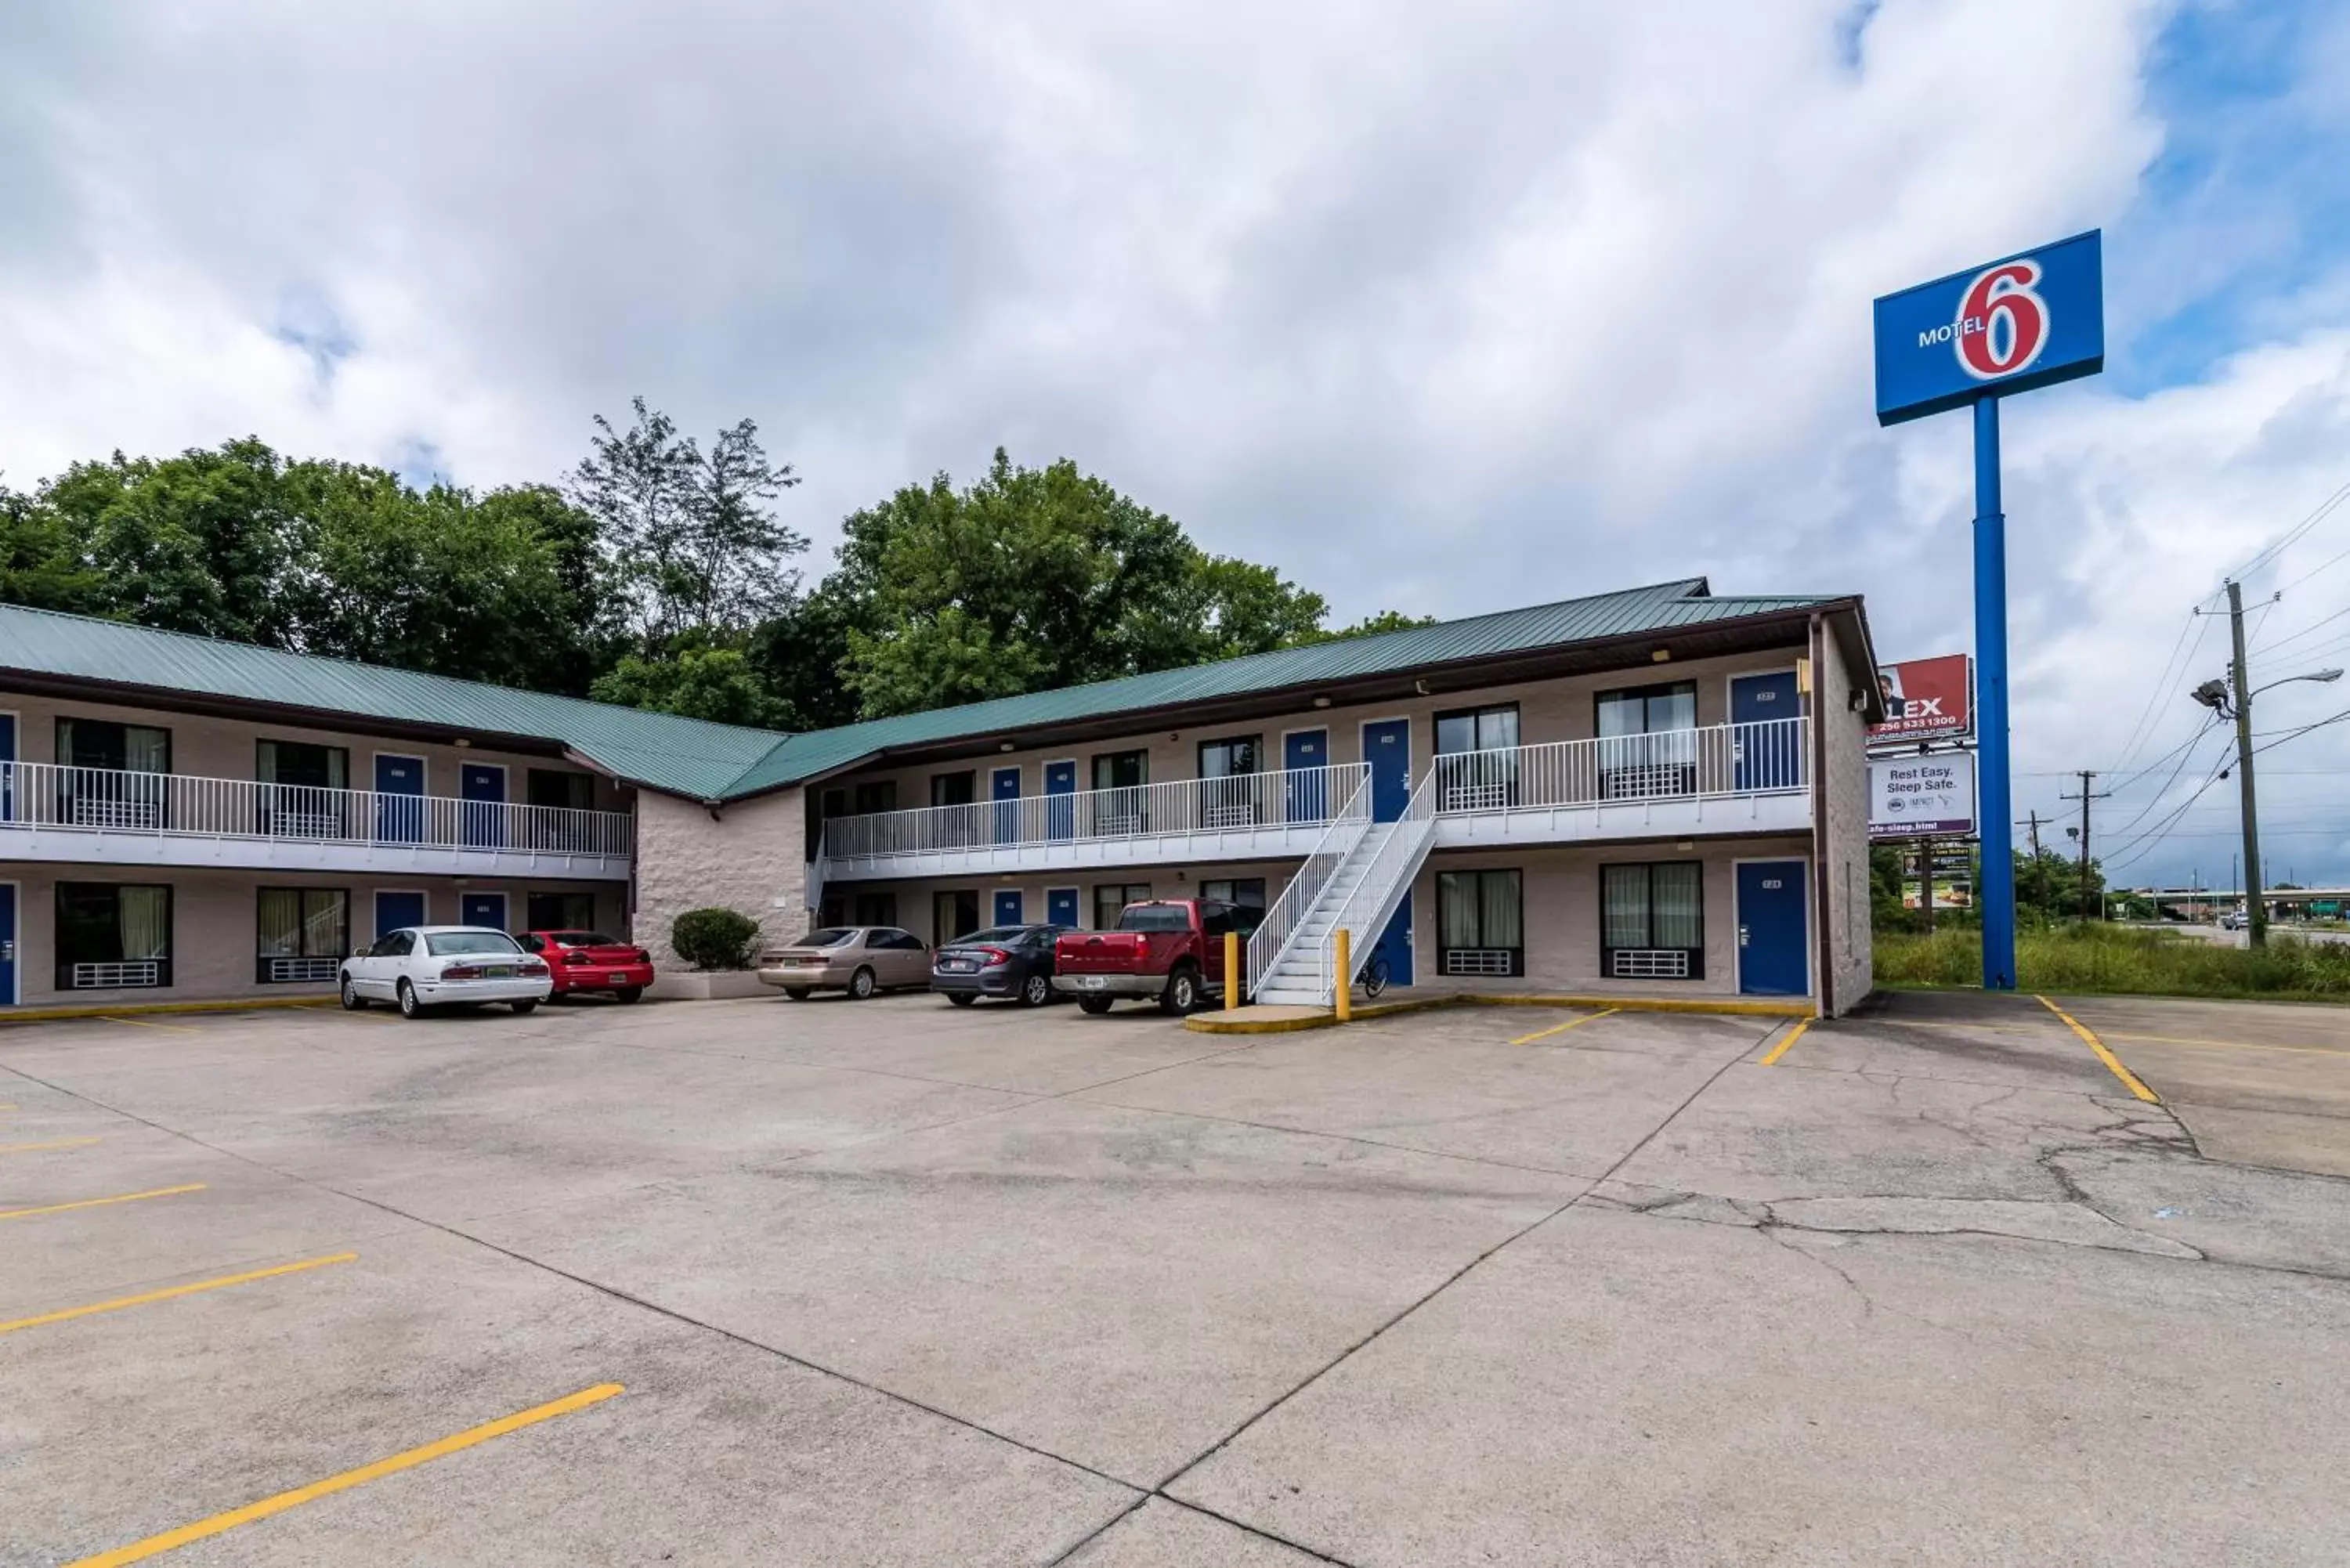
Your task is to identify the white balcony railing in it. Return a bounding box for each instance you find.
[0,761,632,859]
[1430,717,1809,814]
[822,763,1370,864]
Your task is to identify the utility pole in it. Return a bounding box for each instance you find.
[2059,771,2110,921]
[2016,809,2047,917]
[2225,580,2266,947]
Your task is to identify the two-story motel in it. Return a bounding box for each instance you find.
[0,576,1882,1016]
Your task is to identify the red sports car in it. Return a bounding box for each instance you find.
[517,930,655,1003]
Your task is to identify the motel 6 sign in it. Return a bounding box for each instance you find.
[1873,230,2104,426]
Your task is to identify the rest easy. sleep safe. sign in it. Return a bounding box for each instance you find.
[1873,230,2104,425]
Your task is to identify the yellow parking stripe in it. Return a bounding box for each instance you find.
[1510,1007,1619,1046]
[96,1015,203,1035]
[1758,1017,1811,1066]
[67,1382,626,1566]
[2106,1030,2348,1057]
[0,1252,357,1338]
[0,1184,207,1223]
[2036,995,2160,1104]
[0,1136,103,1155]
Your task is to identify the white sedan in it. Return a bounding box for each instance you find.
[339,925,553,1018]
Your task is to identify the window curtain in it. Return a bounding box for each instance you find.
[118,887,169,960]
[1440,873,1481,947]
[1601,865,1650,948]
[1650,864,1702,949]
[302,891,349,956]
[258,889,302,956]
[124,726,169,773]
[1480,871,1523,950]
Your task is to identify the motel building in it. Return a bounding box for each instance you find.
[0,576,1880,1017]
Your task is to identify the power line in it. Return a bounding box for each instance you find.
[2223,477,2350,586]
[2110,608,2207,772]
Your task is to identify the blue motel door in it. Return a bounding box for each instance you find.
[993,889,1024,927]
[992,767,1021,844]
[374,890,427,939]
[1284,729,1327,822]
[1736,862,1809,996]
[1369,892,1413,988]
[1363,719,1410,822]
[1730,670,1802,791]
[1047,888,1079,928]
[1044,761,1076,840]
[374,753,425,842]
[461,763,505,848]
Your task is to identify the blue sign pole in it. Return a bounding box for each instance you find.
[1875,231,2102,993]
[1972,396,2016,989]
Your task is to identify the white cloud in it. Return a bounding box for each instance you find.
[2,0,2343,881]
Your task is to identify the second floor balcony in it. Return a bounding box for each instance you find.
[0,761,634,879]
[817,717,1813,882]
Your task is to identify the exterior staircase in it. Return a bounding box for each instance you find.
[1250,769,1438,1008]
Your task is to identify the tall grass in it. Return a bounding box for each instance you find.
[1875,922,2350,1001]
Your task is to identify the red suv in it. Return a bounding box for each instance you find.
[518,930,655,1003]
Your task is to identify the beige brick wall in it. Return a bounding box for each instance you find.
[633,787,806,969]
[1813,622,1875,1015]
[0,864,620,1008]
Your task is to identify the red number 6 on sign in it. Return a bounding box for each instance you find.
[1954,260,2048,380]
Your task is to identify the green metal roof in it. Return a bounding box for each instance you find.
[0,577,1851,803]
[721,577,1845,795]
[0,602,789,800]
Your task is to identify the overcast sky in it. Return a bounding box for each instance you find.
[3,0,2347,890]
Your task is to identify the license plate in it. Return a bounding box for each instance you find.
[598,973,618,984]
[942,960,975,974]
[1078,974,1107,990]
[485,966,514,978]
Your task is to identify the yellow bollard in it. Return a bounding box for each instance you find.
[1333,928,1352,1023]
[1224,930,1240,1011]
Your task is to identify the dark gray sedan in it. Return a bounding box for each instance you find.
[930,924,1072,1006]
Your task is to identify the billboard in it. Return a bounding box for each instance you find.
[1869,753,1977,840]
[1869,655,1972,743]
[1874,230,2104,425]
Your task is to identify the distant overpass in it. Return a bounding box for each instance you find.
[2127,887,2349,915]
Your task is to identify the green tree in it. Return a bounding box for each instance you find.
[40,439,306,645]
[0,480,105,612]
[567,398,807,643]
[589,644,788,728]
[833,449,1337,718]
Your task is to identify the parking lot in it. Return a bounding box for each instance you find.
[3,987,2348,1566]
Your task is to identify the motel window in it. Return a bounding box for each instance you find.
[1434,705,1520,811]
[1198,878,1267,912]
[852,892,898,929]
[1198,735,1264,824]
[1600,862,1705,981]
[933,889,981,944]
[528,769,596,813]
[812,787,848,858]
[56,883,173,991]
[1091,750,1148,791]
[55,718,172,830]
[931,771,977,807]
[1594,681,1698,799]
[1438,870,1524,977]
[1196,735,1261,779]
[256,740,351,839]
[257,888,349,985]
[1094,883,1151,930]
[852,780,898,816]
[527,891,597,931]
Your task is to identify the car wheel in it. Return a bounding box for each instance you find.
[1160,967,1199,1015]
[339,974,367,1010]
[1021,973,1052,1007]
[396,979,422,1019]
[512,999,538,1015]
[783,988,812,1000]
[1077,995,1115,1015]
[613,986,643,1004]
[947,992,978,1007]
[848,966,877,1000]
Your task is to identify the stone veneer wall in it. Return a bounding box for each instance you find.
[633,786,806,970]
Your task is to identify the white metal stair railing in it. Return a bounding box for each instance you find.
[1245,768,1372,1001]
[1252,766,1440,1009]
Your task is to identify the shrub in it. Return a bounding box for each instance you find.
[1875,921,2350,1000]
[671,907,761,971]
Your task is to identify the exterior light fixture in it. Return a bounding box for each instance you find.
[1312,695,1332,709]
[1650,648,1672,663]
[454,737,472,748]
[998,740,1014,752]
